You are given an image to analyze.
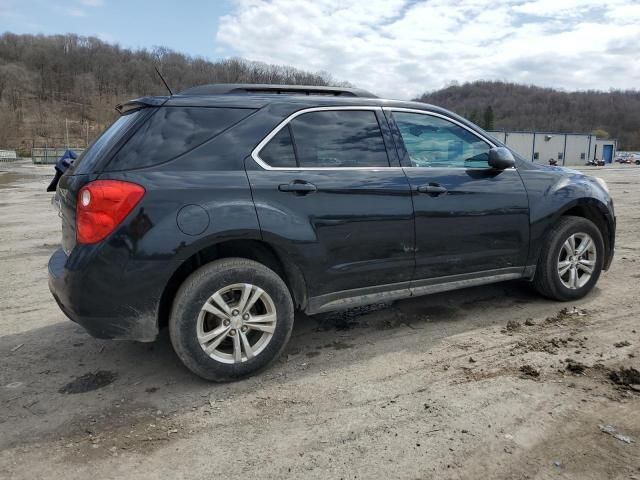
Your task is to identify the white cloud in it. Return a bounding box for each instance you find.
[80,0,104,6]
[216,0,640,99]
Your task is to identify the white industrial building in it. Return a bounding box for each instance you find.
[488,130,617,166]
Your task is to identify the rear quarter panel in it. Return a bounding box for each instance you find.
[92,104,296,285]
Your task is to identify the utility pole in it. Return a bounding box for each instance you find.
[65,118,69,148]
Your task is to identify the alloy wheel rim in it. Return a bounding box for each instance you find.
[197,283,277,364]
[557,232,596,290]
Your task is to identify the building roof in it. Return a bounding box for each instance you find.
[488,129,616,141]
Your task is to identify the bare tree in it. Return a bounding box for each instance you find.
[0,63,34,110]
[0,33,341,149]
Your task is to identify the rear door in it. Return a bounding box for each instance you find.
[246,107,415,303]
[386,108,530,281]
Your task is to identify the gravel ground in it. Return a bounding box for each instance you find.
[1,161,639,479]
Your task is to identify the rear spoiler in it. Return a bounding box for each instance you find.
[115,96,169,115]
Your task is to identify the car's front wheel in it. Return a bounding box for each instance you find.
[169,258,294,381]
[533,216,604,301]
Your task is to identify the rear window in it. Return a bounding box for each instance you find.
[70,110,142,175]
[105,107,254,171]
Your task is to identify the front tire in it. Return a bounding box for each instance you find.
[169,258,294,381]
[533,216,604,301]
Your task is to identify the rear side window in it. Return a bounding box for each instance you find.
[257,110,390,168]
[106,107,254,171]
[259,126,297,168]
[70,110,142,175]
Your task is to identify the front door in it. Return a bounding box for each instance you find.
[246,107,415,301]
[386,109,530,281]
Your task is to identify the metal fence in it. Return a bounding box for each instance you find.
[0,150,18,162]
[31,147,85,165]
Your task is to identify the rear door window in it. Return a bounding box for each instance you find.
[259,126,297,168]
[105,107,255,171]
[290,110,389,168]
[256,109,391,169]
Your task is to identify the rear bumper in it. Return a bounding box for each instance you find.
[48,248,159,341]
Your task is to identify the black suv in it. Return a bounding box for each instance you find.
[48,84,615,381]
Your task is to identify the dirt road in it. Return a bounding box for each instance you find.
[1,161,638,479]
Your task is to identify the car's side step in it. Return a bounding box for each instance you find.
[306,267,527,315]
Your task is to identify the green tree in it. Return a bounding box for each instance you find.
[592,128,609,139]
[468,109,479,125]
[483,105,494,130]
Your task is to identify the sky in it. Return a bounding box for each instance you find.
[1,0,639,99]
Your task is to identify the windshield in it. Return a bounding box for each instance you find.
[68,110,143,175]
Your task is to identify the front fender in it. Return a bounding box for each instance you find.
[520,168,615,268]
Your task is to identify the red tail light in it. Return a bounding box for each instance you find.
[76,180,145,244]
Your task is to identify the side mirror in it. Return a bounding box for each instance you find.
[488,147,515,170]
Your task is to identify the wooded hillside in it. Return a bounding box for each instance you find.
[0,33,336,154]
[1,33,638,153]
[416,81,640,150]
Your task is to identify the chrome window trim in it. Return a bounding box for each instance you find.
[251,106,397,171]
[384,107,517,170]
[251,105,516,171]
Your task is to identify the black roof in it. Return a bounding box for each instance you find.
[115,84,496,148]
[118,83,455,120]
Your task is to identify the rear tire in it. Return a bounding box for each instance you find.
[169,258,294,381]
[533,216,604,301]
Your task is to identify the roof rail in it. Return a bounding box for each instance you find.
[178,83,377,98]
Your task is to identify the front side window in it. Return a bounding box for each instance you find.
[258,110,390,168]
[393,112,491,168]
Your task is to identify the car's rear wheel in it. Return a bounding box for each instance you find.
[169,258,294,381]
[533,216,604,301]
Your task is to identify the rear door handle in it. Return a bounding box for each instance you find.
[278,181,317,194]
[417,183,448,195]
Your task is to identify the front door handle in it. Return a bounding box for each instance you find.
[278,181,317,194]
[417,183,448,196]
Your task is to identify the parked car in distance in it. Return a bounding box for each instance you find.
[614,156,636,164]
[48,84,616,381]
[585,159,605,166]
